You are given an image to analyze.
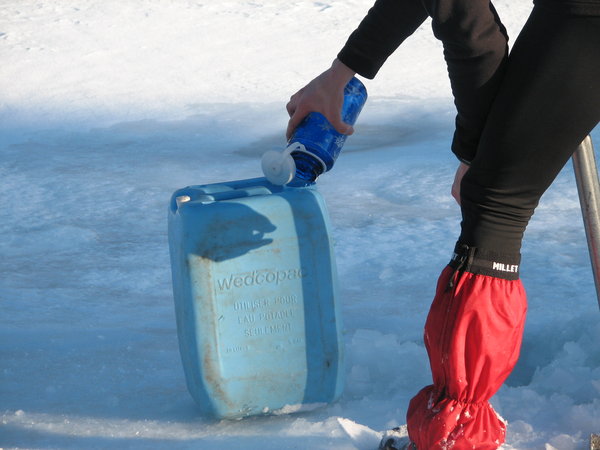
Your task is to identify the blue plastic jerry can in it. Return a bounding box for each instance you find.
[168,177,344,419]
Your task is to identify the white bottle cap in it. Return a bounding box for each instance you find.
[261,150,296,185]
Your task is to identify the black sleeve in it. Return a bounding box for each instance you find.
[338,0,510,163]
[422,0,509,162]
[337,0,429,79]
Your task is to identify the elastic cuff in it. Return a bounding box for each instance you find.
[455,155,472,165]
[336,49,380,79]
[451,136,476,165]
[449,243,521,280]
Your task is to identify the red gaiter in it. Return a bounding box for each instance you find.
[407,265,527,449]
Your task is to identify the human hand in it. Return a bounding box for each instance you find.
[286,59,357,141]
[451,162,469,206]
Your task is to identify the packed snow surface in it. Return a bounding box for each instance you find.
[1,1,599,449]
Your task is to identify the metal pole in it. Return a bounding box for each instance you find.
[572,135,600,310]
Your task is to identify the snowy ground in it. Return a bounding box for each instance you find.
[1,1,600,449]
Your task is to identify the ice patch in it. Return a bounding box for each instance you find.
[337,417,383,450]
[271,403,327,415]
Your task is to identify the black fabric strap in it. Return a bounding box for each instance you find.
[448,244,521,280]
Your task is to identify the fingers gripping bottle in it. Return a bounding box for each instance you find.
[262,77,367,186]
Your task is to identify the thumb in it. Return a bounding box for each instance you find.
[286,111,306,141]
[331,119,354,136]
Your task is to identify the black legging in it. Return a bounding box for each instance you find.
[459,6,600,255]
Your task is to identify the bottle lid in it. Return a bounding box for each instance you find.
[261,150,296,185]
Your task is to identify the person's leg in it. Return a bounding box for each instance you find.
[460,8,600,252]
[407,7,600,449]
[407,259,526,449]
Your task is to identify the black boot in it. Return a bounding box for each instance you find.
[378,427,416,450]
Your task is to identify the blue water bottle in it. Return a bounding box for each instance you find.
[262,77,367,185]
